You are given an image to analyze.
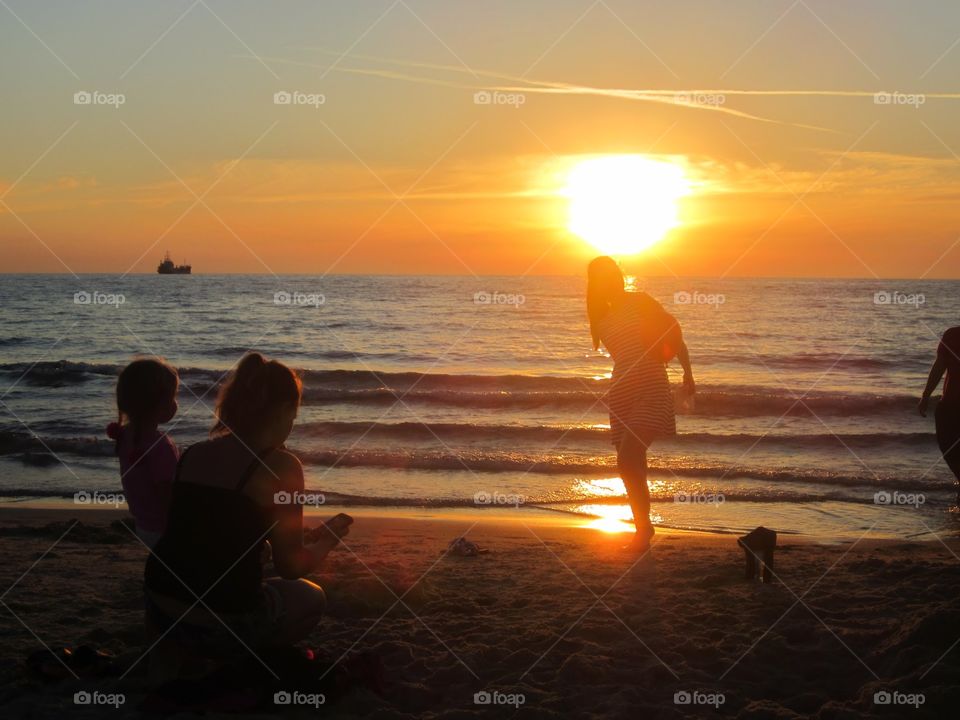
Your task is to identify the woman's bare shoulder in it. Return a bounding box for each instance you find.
[265,448,302,473]
[256,448,303,490]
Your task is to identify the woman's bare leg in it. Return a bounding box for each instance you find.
[264,578,327,644]
[617,430,653,539]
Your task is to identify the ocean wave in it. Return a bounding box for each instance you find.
[0,430,115,459]
[7,424,903,487]
[296,370,920,418]
[701,352,926,371]
[290,447,949,490]
[0,425,937,468]
[294,421,937,449]
[693,391,918,417]
[300,387,600,410]
[0,485,949,508]
[300,385,919,417]
[0,361,924,418]
[0,360,118,386]
[297,369,604,392]
[207,348,431,362]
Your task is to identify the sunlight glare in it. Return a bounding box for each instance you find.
[581,504,635,533]
[565,155,690,256]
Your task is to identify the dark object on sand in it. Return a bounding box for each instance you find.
[448,536,488,557]
[738,526,777,583]
[142,646,386,713]
[26,645,118,681]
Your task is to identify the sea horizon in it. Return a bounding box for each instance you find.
[4,271,960,281]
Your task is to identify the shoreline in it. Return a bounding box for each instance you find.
[0,502,953,548]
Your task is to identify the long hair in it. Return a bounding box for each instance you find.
[587,256,625,350]
[115,358,178,445]
[212,352,302,441]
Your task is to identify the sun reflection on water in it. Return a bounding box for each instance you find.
[569,476,666,533]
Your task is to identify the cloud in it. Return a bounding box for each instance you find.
[315,51,960,100]
[247,52,840,132]
[53,176,97,191]
[689,149,960,198]
[9,142,960,219]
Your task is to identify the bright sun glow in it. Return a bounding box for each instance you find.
[565,155,690,256]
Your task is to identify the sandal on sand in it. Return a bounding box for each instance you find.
[448,536,488,557]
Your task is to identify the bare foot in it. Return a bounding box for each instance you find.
[621,525,655,554]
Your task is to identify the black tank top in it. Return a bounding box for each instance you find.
[144,445,275,613]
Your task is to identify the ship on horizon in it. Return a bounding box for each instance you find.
[157,252,191,275]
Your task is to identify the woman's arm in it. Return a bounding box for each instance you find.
[919,356,947,417]
[677,339,695,394]
[258,452,346,578]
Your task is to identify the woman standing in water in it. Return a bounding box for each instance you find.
[919,325,960,503]
[587,256,694,552]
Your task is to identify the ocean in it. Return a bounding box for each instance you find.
[0,274,957,540]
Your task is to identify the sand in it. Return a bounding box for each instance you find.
[0,506,958,719]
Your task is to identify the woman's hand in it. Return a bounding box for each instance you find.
[306,514,354,567]
[683,371,696,396]
[305,513,353,542]
[920,357,946,417]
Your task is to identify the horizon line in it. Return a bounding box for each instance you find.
[3,271,959,281]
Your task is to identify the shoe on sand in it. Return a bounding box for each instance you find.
[447,536,488,557]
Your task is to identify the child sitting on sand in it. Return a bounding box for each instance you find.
[106,358,180,548]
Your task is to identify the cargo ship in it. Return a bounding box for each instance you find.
[157,252,191,274]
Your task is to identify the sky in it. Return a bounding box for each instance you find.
[2,0,960,278]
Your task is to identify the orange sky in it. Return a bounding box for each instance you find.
[2,1,960,278]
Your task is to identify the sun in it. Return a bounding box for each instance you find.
[564,155,690,256]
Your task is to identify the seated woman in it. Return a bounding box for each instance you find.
[144,352,349,675]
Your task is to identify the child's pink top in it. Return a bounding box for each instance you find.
[108,424,179,534]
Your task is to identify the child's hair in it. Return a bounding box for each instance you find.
[113,358,179,444]
[212,353,302,441]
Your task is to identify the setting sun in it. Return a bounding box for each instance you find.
[565,155,690,256]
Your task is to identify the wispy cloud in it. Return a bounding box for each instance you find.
[246,51,858,132]
[275,51,960,132]
[318,51,960,99]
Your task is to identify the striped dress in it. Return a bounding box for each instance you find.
[597,292,677,448]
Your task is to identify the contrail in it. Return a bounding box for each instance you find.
[309,51,960,99]
[245,53,839,132]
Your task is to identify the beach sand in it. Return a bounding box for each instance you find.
[0,506,958,718]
